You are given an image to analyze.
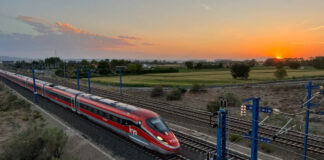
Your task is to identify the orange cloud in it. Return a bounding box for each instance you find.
[55,22,87,34]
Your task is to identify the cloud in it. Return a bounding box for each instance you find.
[55,22,87,34]
[306,25,324,31]
[16,16,54,34]
[0,16,136,53]
[118,35,141,40]
[142,42,158,46]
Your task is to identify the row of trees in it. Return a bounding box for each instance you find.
[264,56,324,69]
[183,56,324,70]
[11,57,179,78]
[184,61,223,70]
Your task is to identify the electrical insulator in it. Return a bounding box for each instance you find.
[241,105,246,116]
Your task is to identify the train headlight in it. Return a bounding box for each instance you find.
[157,136,168,145]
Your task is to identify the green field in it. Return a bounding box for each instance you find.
[85,67,324,87]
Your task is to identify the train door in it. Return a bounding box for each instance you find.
[128,121,149,146]
[71,96,75,112]
[42,84,45,96]
[75,95,80,114]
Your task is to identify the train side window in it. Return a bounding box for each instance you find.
[93,108,96,114]
[121,119,128,125]
[105,113,110,119]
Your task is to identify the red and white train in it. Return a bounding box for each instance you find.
[0,69,180,154]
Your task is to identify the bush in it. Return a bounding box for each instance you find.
[190,84,206,93]
[151,85,164,97]
[224,93,240,108]
[166,89,182,100]
[206,101,220,113]
[230,64,251,79]
[177,87,187,94]
[33,111,42,120]
[229,134,241,142]
[260,143,273,153]
[274,68,288,79]
[1,126,68,160]
[6,93,18,102]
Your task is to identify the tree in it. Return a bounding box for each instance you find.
[274,68,288,79]
[97,60,110,75]
[263,58,277,66]
[247,59,257,67]
[230,63,251,79]
[195,62,203,69]
[127,63,137,73]
[289,61,301,69]
[310,56,324,69]
[45,57,62,69]
[185,61,194,69]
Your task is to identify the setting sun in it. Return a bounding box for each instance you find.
[276,56,281,59]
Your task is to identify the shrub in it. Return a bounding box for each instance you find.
[40,127,68,158]
[0,83,3,91]
[224,93,240,108]
[151,85,164,97]
[230,64,251,79]
[166,89,182,100]
[177,87,187,94]
[33,111,42,120]
[190,84,206,93]
[260,143,273,153]
[229,134,241,142]
[274,68,288,79]
[206,101,220,113]
[6,93,18,102]
[1,126,68,160]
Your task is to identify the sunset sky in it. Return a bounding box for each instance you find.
[0,0,323,60]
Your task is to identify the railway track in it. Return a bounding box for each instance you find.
[174,130,249,160]
[10,70,324,155]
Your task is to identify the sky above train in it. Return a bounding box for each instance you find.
[0,0,323,60]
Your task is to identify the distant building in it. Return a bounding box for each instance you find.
[143,64,152,69]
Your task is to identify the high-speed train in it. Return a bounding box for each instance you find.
[0,69,180,154]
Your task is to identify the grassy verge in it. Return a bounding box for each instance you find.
[0,82,69,160]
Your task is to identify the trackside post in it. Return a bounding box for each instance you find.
[302,81,320,160]
[88,68,91,93]
[77,67,80,91]
[216,109,227,160]
[32,68,38,103]
[243,97,273,160]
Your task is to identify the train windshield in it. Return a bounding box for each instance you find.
[146,118,170,134]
